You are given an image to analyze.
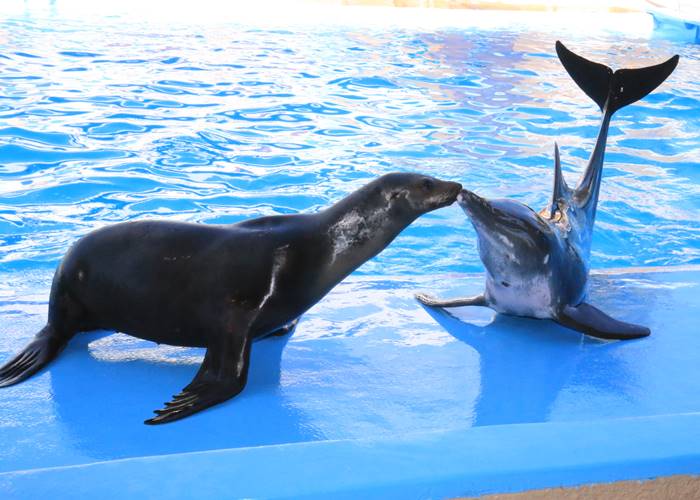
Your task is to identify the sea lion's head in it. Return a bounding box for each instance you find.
[373,172,462,217]
[325,172,461,269]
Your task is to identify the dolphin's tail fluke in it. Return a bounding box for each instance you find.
[554,41,678,223]
[555,41,679,115]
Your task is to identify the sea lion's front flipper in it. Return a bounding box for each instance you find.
[267,318,299,337]
[556,302,650,340]
[145,333,252,425]
[415,293,486,308]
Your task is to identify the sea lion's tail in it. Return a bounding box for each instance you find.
[0,325,68,387]
[555,41,679,115]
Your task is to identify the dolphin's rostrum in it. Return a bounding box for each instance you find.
[417,41,679,340]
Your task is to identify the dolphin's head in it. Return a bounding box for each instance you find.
[457,189,555,283]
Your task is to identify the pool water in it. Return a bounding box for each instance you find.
[0,3,699,483]
[0,8,698,274]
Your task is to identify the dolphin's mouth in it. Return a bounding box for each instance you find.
[457,189,485,212]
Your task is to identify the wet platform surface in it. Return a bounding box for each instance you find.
[1,266,699,497]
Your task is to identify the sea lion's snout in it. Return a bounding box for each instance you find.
[380,173,460,212]
[432,179,462,209]
[443,181,463,202]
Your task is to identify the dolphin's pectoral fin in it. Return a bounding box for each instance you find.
[555,302,650,340]
[145,330,252,425]
[415,292,486,309]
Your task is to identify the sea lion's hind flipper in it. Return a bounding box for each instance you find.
[0,326,67,387]
[556,302,650,340]
[145,334,252,425]
[415,293,486,309]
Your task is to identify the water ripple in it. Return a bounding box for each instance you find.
[0,15,697,275]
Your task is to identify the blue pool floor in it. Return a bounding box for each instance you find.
[0,265,699,497]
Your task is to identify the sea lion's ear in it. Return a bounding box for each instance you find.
[388,189,406,201]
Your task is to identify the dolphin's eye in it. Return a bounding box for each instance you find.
[421,178,434,191]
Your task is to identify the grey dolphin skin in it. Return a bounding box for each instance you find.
[417,41,679,340]
[0,173,461,424]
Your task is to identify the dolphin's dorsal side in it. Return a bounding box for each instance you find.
[547,142,570,219]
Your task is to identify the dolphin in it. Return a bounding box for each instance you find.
[417,41,679,340]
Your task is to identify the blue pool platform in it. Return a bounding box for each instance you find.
[648,3,700,43]
[1,266,699,497]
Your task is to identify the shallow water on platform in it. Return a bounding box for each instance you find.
[1,267,700,473]
[0,8,698,274]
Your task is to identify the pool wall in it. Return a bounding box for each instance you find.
[2,402,699,498]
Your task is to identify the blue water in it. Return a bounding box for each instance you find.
[0,9,699,275]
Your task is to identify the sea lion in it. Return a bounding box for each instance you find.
[0,173,461,424]
[416,41,678,340]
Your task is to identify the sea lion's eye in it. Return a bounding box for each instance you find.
[421,179,434,191]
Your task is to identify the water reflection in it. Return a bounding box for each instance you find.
[49,331,317,462]
[420,302,633,426]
